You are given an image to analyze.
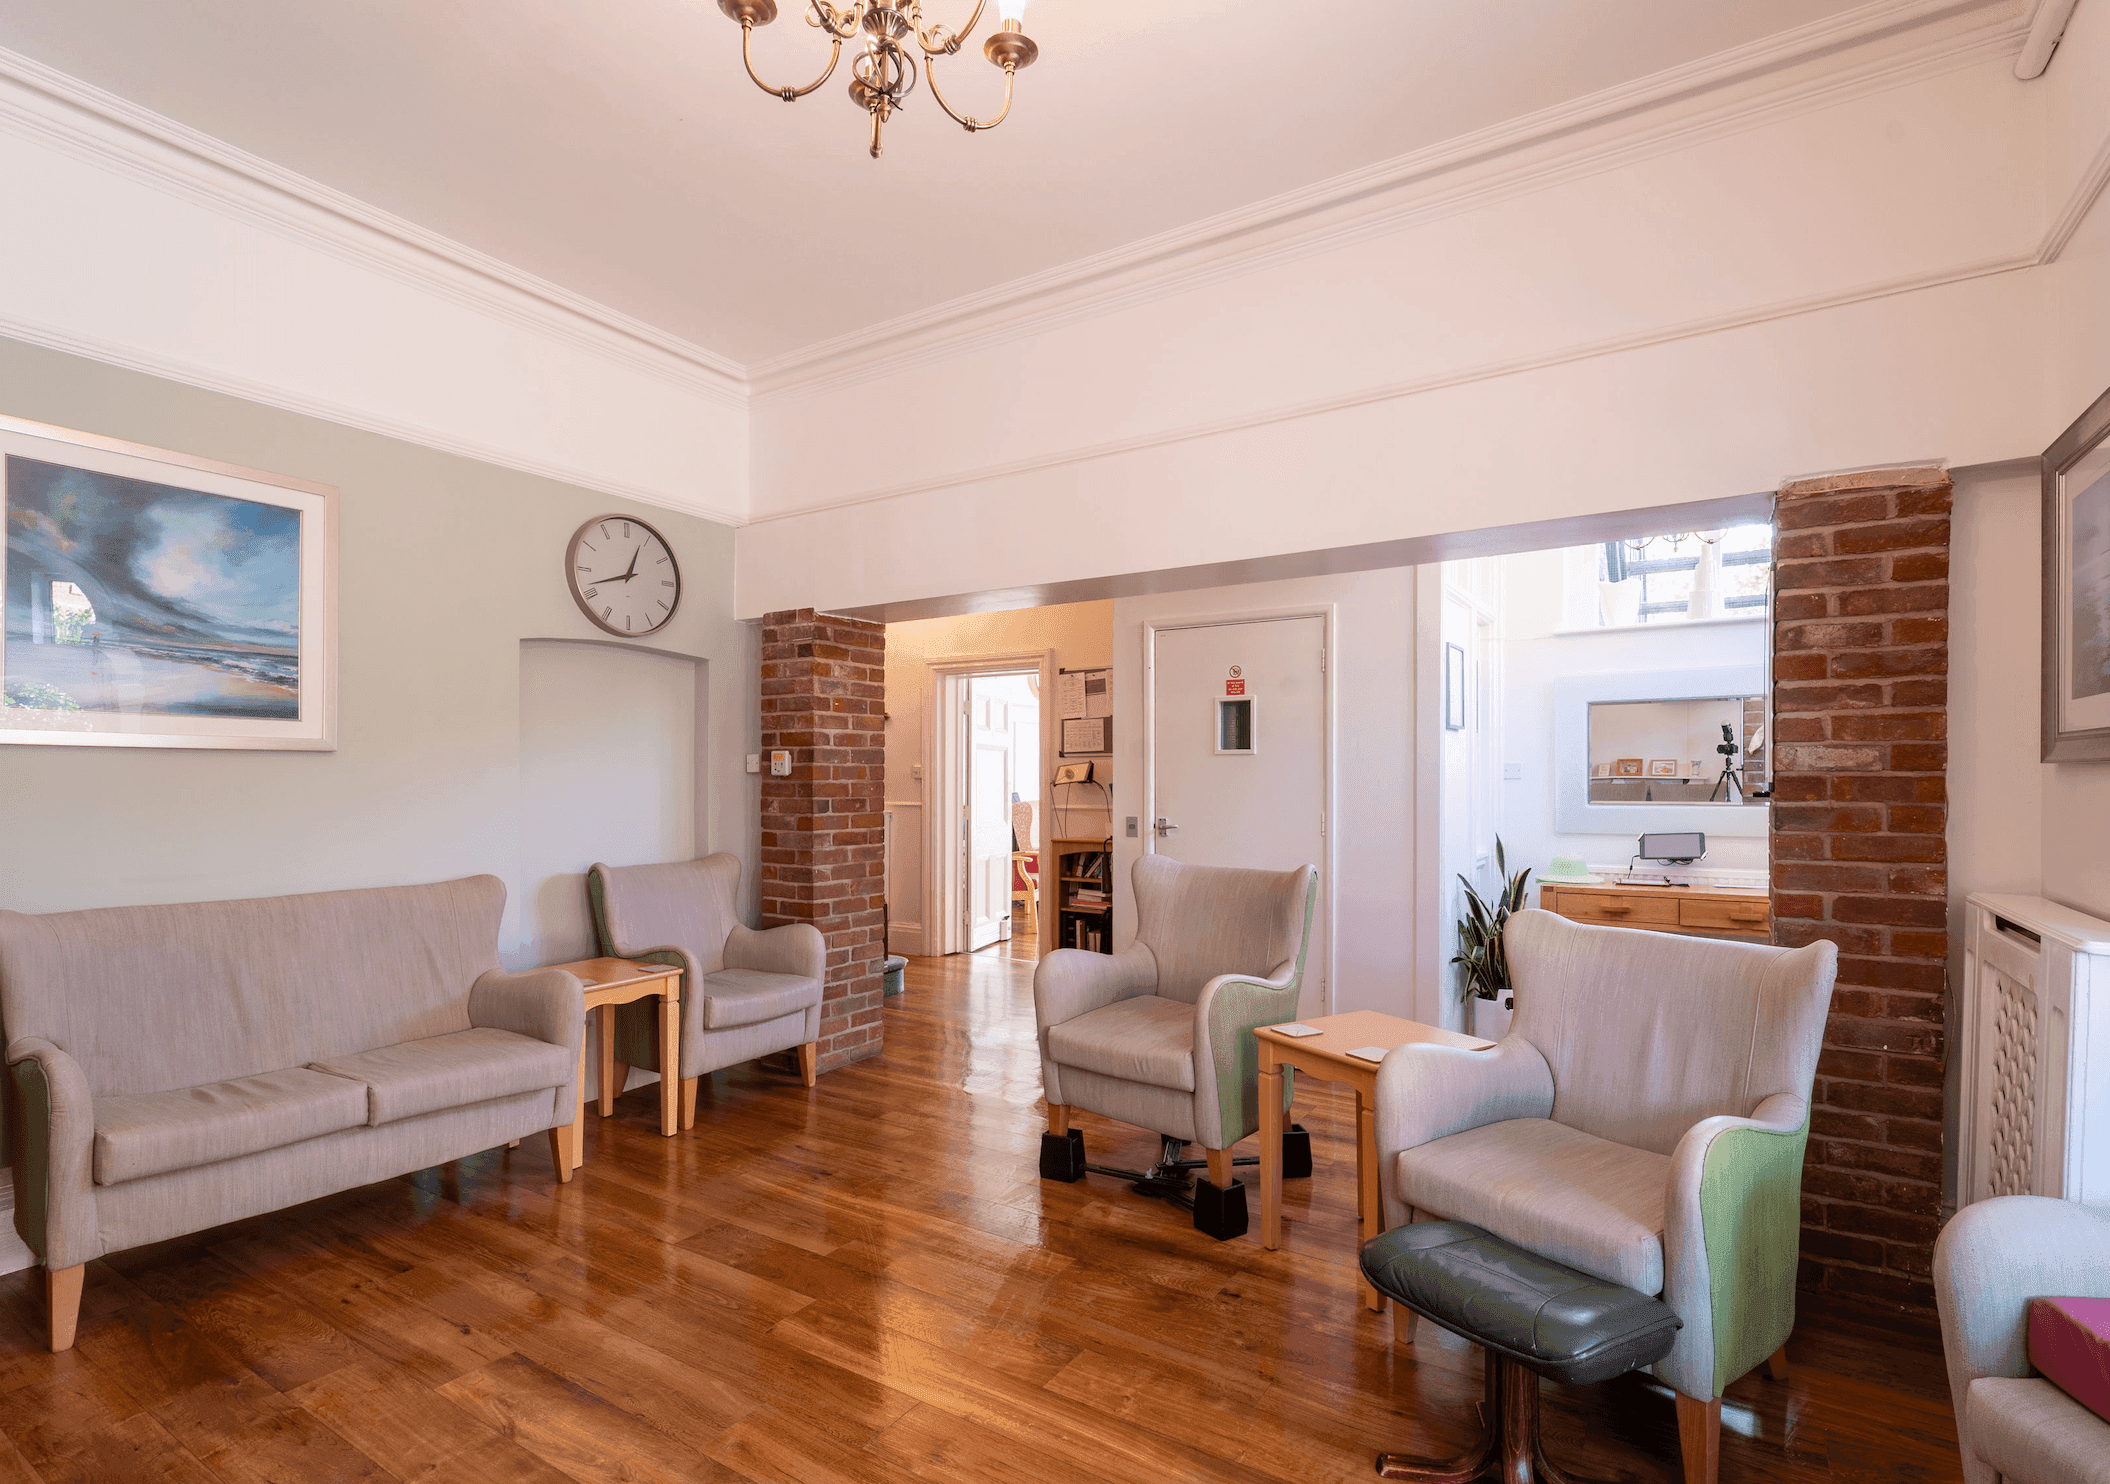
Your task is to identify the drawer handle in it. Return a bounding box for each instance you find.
[1597,905,1633,915]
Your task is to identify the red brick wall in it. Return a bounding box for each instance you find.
[758,608,887,1071]
[1770,466,1952,1317]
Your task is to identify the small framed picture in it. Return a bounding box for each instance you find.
[2045,381,2110,759]
[1614,757,1644,777]
[1648,758,1680,777]
[1443,642,1466,731]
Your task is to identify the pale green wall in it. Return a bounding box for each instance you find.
[0,337,752,961]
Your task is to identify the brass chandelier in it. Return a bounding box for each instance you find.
[717,0,1039,158]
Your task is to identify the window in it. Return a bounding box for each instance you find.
[1590,523,1771,626]
[50,580,96,645]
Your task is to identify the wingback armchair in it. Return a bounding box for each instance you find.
[1373,908,1836,1483]
[1937,1195,2110,1484]
[587,855,826,1124]
[1035,854,1318,1240]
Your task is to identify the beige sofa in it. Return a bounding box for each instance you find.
[0,875,582,1352]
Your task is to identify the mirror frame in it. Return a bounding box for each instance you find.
[1553,664,1769,838]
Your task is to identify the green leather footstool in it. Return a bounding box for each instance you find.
[1360,1220,1682,1483]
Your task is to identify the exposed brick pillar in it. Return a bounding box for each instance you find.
[1770,466,1951,1318]
[758,608,887,1071]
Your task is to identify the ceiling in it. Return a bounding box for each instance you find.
[0,0,1886,365]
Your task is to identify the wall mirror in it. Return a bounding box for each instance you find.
[1587,696,1768,806]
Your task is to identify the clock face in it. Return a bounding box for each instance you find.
[566,515,681,637]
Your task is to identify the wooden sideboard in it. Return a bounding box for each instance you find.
[1538,880,1771,941]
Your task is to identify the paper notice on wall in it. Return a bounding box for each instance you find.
[1055,671,1086,719]
[1061,717,1109,754]
[1082,671,1111,717]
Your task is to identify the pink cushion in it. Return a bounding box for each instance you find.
[2028,1296,2110,1424]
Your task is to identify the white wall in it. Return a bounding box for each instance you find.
[1111,569,1418,1019]
[881,601,1113,955]
[1494,545,1770,879]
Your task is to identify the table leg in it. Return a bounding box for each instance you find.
[597,1004,618,1117]
[1259,1063,1284,1250]
[659,992,680,1137]
[1357,1093,1385,1313]
[571,1032,588,1171]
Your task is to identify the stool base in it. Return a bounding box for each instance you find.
[1376,1350,1610,1484]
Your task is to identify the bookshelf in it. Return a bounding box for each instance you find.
[1050,836,1114,954]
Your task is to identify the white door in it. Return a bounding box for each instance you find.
[1149,617,1327,1018]
[966,680,1019,949]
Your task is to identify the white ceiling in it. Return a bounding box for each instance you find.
[0,0,1881,365]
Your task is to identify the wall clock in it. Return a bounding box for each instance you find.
[565,514,681,637]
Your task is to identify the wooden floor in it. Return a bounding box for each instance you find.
[0,943,1965,1483]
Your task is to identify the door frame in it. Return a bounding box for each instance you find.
[1141,605,1338,1018]
[924,648,1056,957]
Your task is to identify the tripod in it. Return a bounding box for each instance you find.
[1709,755,1743,803]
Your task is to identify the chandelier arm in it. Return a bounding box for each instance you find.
[914,0,987,55]
[807,1,862,40]
[740,20,843,100]
[923,55,1015,131]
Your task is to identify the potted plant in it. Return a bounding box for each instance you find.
[1453,838,1532,1040]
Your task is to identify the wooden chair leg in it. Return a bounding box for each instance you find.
[1764,1344,1789,1381]
[506,1139,520,1149]
[680,1076,699,1130]
[1205,1147,1234,1187]
[1675,1391,1720,1484]
[1047,1103,1069,1136]
[797,1041,818,1088]
[548,1126,576,1183]
[46,1265,82,1353]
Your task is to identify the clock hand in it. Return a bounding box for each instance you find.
[621,546,641,582]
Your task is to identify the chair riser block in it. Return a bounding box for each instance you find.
[1283,1122,1313,1179]
[1039,1128,1085,1182]
[1192,1176,1248,1241]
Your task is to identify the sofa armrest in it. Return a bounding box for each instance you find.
[1936,1194,2110,1484]
[469,967,586,1053]
[724,922,826,983]
[1034,944,1158,1109]
[1658,1091,1809,1402]
[1191,965,1301,1151]
[6,1036,98,1270]
[1373,1036,1554,1224]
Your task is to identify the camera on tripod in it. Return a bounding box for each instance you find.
[1711,723,1742,802]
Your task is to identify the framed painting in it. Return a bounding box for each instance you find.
[0,414,336,751]
[1647,758,1680,777]
[2045,383,2110,761]
[1614,757,1644,777]
[1443,642,1465,730]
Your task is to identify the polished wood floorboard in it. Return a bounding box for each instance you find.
[0,943,1963,1482]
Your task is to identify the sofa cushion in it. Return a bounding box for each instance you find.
[2030,1296,2110,1425]
[699,968,821,1030]
[1968,1376,2110,1484]
[1395,1118,1670,1294]
[93,1067,370,1185]
[1046,995,1196,1093]
[310,1028,569,1126]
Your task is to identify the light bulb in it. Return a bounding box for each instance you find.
[995,0,1030,21]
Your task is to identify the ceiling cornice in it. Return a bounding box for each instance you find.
[0,45,748,409]
[747,0,2028,403]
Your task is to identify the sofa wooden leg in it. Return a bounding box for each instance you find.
[507,1139,520,1149]
[1205,1147,1234,1187]
[797,1041,818,1088]
[680,1076,699,1129]
[46,1265,82,1353]
[1674,1391,1720,1484]
[548,1126,576,1183]
[1764,1345,1789,1382]
[1046,1103,1069,1136]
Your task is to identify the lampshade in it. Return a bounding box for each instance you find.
[995,0,1030,20]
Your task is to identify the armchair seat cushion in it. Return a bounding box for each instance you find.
[93,1066,370,1185]
[1046,995,1196,1093]
[310,1028,569,1126]
[1395,1118,1669,1295]
[699,969,822,1029]
[1967,1377,2110,1484]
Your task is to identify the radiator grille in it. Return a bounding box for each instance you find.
[1985,967,2039,1199]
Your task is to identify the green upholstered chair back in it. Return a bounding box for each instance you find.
[1501,908,1835,1157]
[1129,855,1313,1005]
[0,876,505,1099]
[588,854,743,976]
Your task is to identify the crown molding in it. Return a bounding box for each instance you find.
[746,0,2029,403]
[0,47,747,410]
[0,304,745,527]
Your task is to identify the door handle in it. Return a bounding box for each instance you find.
[1154,817,1178,837]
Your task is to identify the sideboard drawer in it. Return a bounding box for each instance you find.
[1545,892,1680,928]
[1679,898,1771,935]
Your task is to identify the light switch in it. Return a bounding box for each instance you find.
[1126,817,1139,838]
[770,750,792,777]
[745,753,761,774]
[911,763,924,780]
[1503,763,1523,781]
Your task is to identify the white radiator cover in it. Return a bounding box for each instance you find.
[1958,894,2110,1210]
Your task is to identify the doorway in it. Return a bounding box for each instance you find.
[1145,612,1331,1020]
[965,672,1041,951]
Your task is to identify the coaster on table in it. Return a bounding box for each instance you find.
[1345,1046,1391,1063]
[1270,1023,1323,1037]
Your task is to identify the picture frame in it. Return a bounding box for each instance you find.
[1614,757,1644,777]
[2045,382,2110,760]
[1443,642,1465,730]
[0,414,337,751]
[1647,758,1680,777]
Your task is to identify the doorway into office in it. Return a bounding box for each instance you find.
[922,655,1052,961]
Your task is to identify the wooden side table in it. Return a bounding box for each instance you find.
[1255,1009,1491,1310]
[544,957,682,1172]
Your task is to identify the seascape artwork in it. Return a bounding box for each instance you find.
[4,455,301,722]
[2074,465,2110,703]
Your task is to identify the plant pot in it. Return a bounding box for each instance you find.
[1472,996,1513,1041]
